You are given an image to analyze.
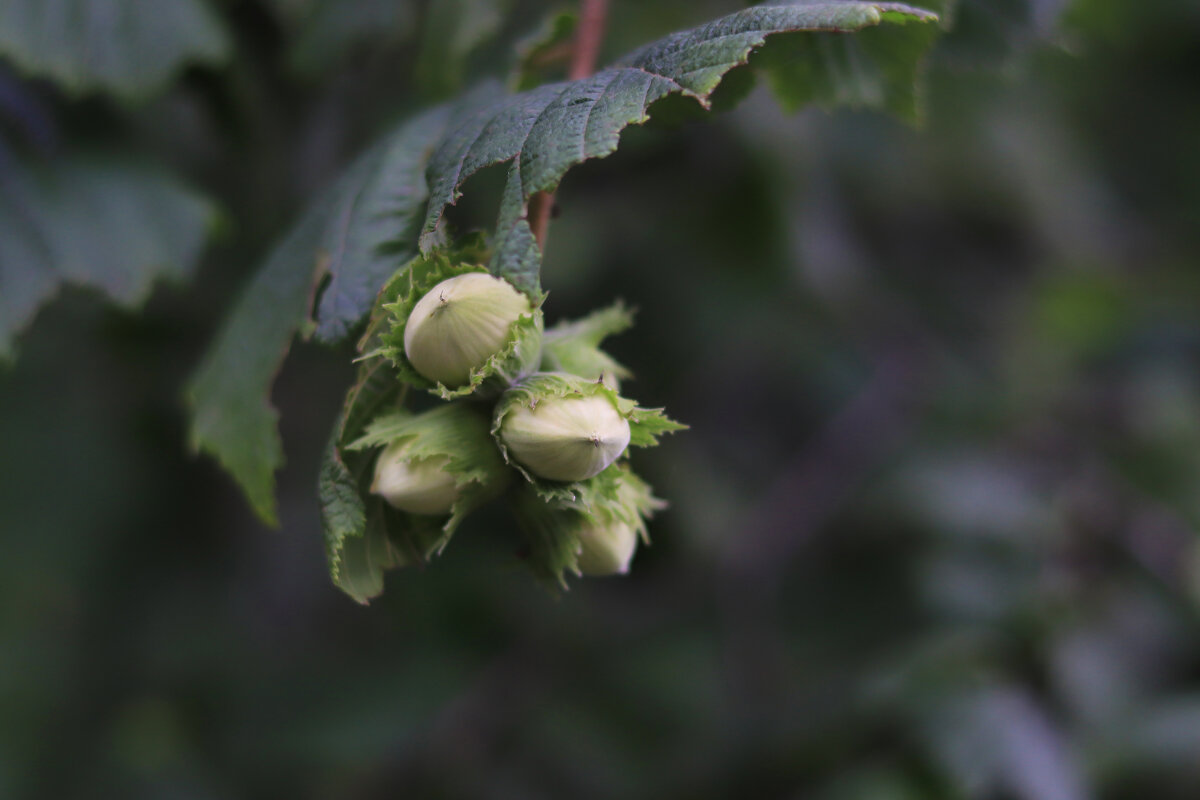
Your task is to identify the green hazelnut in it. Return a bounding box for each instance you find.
[370,444,459,515]
[403,272,534,388]
[576,520,638,576]
[499,392,631,482]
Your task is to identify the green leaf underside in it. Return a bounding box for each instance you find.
[372,251,543,400]
[757,14,941,116]
[418,2,938,294]
[511,10,578,92]
[492,372,686,496]
[283,0,417,75]
[313,106,453,342]
[512,464,663,585]
[0,0,229,99]
[540,302,635,381]
[0,156,215,358]
[186,109,449,524]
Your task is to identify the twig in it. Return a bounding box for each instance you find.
[527,191,555,250]
[527,0,610,251]
[568,0,610,82]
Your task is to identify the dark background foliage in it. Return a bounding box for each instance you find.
[2,0,1199,797]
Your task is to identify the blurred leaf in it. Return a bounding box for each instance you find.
[936,0,1070,67]
[283,0,417,75]
[418,2,940,295]
[186,107,449,524]
[415,0,512,97]
[816,765,930,800]
[920,686,1090,800]
[898,451,1048,543]
[1029,271,1131,356]
[1120,696,1200,773]
[0,155,215,358]
[0,0,229,100]
[511,8,577,91]
[755,12,942,121]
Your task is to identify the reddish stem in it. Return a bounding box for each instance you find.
[569,0,609,81]
[527,0,610,251]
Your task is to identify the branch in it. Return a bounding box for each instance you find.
[568,0,609,81]
[527,0,610,250]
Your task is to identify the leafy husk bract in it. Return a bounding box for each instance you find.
[348,402,512,546]
[511,464,664,586]
[540,302,635,387]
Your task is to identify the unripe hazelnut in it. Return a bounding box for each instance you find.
[500,393,631,482]
[576,520,638,576]
[371,445,459,515]
[403,272,534,388]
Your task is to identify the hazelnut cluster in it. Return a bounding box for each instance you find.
[343,253,683,585]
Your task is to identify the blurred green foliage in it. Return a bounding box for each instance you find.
[1,0,1199,798]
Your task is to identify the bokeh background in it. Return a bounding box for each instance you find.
[2,0,1200,797]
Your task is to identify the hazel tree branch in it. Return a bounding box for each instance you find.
[527,0,609,250]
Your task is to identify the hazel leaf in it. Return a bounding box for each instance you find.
[186,107,449,524]
[511,9,578,92]
[0,0,229,100]
[1,155,215,360]
[313,106,454,342]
